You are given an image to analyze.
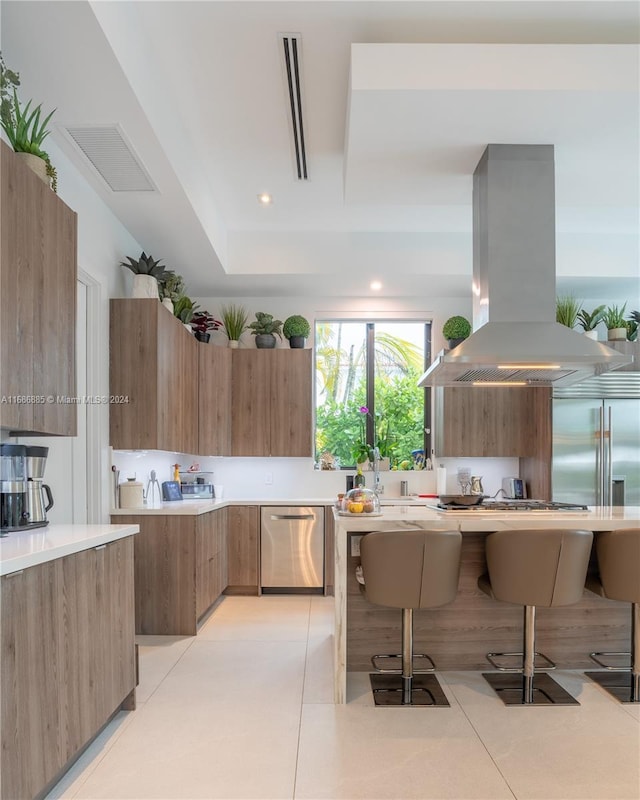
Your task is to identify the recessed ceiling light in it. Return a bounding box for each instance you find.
[370,280,382,291]
[257,193,273,205]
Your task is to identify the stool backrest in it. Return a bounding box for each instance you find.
[360,529,462,609]
[596,528,640,604]
[485,529,593,607]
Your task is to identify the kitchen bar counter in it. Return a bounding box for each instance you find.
[0,523,139,575]
[333,506,640,703]
[109,498,340,515]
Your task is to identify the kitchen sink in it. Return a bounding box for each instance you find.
[378,497,425,506]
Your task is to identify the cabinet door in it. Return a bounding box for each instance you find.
[270,349,312,457]
[231,351,271,456]
[158,308,198,454]
[199,345,232,455]
[226,505,259,593]
[196,512,217,618]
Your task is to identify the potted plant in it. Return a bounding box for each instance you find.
[0,82,57,192]
[283,315,310,349]
[577,305,605,340]
[627,310,639,343]
[442,315,471,348]
[220,303,249,348]
[248,311,283,349]
[602,303,628,341]
[556,296,582,329]
[158,271,185,313]
[173,295,199,330]
[191,310,222,343]
[119,251,171,299]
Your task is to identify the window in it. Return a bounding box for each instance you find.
[315,320,431,468]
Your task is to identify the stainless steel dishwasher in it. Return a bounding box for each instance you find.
[260,506,324,593]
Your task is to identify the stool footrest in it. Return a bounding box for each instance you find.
[588,651,632,671]
[486,651,556,672]
[370,673,449,706]
[371,653,436,674]
[482,673,579,706]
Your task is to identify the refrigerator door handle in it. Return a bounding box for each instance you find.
[597,405,604,505]
[607,405,613,507]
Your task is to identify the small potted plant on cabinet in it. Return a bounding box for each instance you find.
[627,310,639,342]
[577,305,605,340]
[173,295,199,331]
[442,315,471,348]
[220,304,249,348]
[158,272,185,313]
[556,296,582,329]
[283,315,310,348]
[602,303,628,341]
[119,251,171,299]
[249,312,283,349]
[191,310,222,343]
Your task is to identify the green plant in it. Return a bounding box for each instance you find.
[248,311,283,338]
[283,315,310,340]
[626,319,638,342]
[577,305,605,331]
[220,304,249,341]
[442,315,471,341]
[173,295,198,325]
[556,296,582,328]
[158,271,185,303]
[602,303,628,330]
[119,251,171,281]
[0,52,20,130]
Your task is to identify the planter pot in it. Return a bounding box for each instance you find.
[607,327,627,341]
[161,298,174,313]
[228,340,240,349]
[131,274,159,299]
[583,330,598,340]
[17,152,49,186]
[447,337,465,349]
[288,336,306,349]
[255,333,276,349]
[194,331,211,343]
[183,323,192,333]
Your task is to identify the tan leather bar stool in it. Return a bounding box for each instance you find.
[359,529,462,706]
[586,528,640,703]
[478,528,593,706]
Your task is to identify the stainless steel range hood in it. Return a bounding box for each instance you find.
[419,144,632,387]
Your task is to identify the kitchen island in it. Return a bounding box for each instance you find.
[333,506,640,703]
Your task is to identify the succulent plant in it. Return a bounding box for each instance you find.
[283,315,310,339]
[442,315,471,341]
[602,303,627,330]
[248,311,283,338]
[119,251,170,281]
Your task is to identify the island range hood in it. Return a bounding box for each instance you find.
[419,144,632,388]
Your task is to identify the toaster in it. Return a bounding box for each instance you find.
[502,477,526,500]
[180,483,214,500]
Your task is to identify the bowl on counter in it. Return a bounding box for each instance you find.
[438,494,484,506]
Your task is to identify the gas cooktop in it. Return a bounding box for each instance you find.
[427,500,589,513]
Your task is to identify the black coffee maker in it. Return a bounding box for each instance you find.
[0,444,29,534]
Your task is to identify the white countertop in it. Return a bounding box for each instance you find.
[110,498,339,515]
[0,523,140,576]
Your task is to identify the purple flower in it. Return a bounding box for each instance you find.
[359,406,369,414]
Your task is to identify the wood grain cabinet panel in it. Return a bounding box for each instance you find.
[1,537,135,800]
[110,299,198,453]
[199,344,232,455]
[226,506,259,594]
[0,141,77,435]
[231,349,312,457]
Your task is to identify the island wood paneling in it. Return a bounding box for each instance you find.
[225,505,260,594]
[346,532,630,671]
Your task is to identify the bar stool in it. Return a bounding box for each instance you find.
[586,528,640,703]
[478,528,593,706]
[359,528,462,706]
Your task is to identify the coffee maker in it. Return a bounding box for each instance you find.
[24,446,54,529]
[1,443,29,534]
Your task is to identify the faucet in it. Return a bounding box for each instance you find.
[372,447,384,495]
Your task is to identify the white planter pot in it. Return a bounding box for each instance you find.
[183,323,193,333]
[161,298,174,313]
[17,152,49,186]
[583,330,598,340]
[228,340,240,349]
[131,274,159,299]
[607,327,627,341]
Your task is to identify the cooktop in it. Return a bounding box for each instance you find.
[427,500,589,513]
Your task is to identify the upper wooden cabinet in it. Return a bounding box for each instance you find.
[231,349,313,457]
[0,141,77,435]
[434,386,551,457]
[199,344,232,455]
[110,299,198,453]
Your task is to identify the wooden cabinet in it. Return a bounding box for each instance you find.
[0,141,77,435]
[231,349,312,456]
[198,343,232,455]
[110,299,198,453]
[434,386,550,457]
[225,505,260,594]
[116,509,227,635]
[1,537,135,800]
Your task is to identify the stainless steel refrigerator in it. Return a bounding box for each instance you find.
[552,397,640,506]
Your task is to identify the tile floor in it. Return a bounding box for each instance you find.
[46,596,639,800]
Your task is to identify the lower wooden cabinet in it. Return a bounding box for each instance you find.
[116,510,228,635]
[1,537,136,800]
[225,506,259,594]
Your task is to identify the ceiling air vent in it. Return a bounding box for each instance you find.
[61,124,157,192]
[279,33,308,180]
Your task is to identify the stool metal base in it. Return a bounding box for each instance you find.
[370,673,450,707]
[586,671,640,703]
[371,653,435,674]
[482,673,579,706]
[486,650,555,672]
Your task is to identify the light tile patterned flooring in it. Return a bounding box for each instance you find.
[46,596,640,800]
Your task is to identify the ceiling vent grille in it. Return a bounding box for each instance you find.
[279,33,308,180]
[61,124,157,192]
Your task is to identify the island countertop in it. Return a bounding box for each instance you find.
[332,506,640,703]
